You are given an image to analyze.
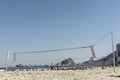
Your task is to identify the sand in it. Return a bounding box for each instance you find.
[0,67,120,80]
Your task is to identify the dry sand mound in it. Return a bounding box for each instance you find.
[0,67,120,80]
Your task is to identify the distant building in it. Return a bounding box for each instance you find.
[116,44,120,63]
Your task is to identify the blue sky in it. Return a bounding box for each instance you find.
[0,0,120,66]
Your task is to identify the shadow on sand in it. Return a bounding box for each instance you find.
[110,75,120,77]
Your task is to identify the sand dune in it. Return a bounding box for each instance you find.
[0,67,120,80]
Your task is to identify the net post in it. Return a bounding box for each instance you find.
[5,49,10,72]
[90,46,96,58]
[13,53,16,63]
[111,32,115,72]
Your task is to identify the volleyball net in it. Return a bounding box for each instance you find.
[13,45,96,66]
[5,32,115,71]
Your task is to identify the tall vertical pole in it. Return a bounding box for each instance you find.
[5,49,10,72]
[13,53,16,63]
[111,32,115,72]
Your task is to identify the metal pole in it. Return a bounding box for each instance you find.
[111,32,115,72]
[13,53,16,63]
[5,49,10,72]
[90,46,96,58]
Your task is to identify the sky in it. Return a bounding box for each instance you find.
[0,0,120,66]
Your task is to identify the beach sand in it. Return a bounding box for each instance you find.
[0,67,120,80]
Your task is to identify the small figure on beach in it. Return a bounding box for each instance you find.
[50,63,54,70]
[28,64,32,69]
[26,64,32,71]
[56,63,60,70]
